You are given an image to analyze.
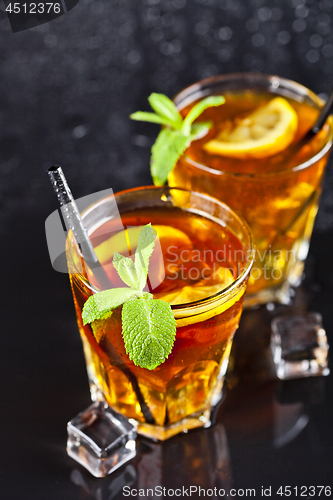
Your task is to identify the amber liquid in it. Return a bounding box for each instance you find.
[69,206,247,439]
[169,90,332,300]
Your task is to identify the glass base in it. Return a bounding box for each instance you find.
[136,407,212,441]
[67,402,137,477]
[88,377,220,441]
[244,277,303,308]
[211,378,225,408]
[245,283,292,308]
[245,261,305,308]
[86,377,219,441]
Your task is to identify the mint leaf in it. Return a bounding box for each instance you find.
[130,92,225,186]
[113,252,139,289]
[91,310,117,343]
[190,121,212,140]
[148,93,182,128]
[182,96,225,135]
[135,224,157,290]
[151,128,190,186]
[82,288,140,325]
[82,224,177,371]
[130,111,175,127]
[112,225,157,291]
[122,299,176,370]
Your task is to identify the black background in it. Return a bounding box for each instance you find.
[0,1,333,499]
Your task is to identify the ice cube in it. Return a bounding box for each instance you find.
[67,402,137,478]
[271,312,330,380]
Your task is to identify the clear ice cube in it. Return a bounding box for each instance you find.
[271,312,330,380]
[67,402,137,477]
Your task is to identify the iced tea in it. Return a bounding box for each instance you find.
[67,187,253,440]
[170,74,333,304]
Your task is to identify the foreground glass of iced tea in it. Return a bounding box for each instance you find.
[169,73,333,306]
[66,187,254,441]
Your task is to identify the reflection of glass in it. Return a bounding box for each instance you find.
[66,187,254,441]
[170,73,333,306]
[71,463,137,499]
[219,302,326,450]
[136,425,232,495]
[274,377,325,448]
[70,423,232,500]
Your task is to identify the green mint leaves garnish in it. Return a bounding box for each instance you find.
[150,129,189,189]
[122,299,176,371]
[113,253,139,290]
[82,224,176,370]
[130,93,225,186]
[134,223,156,290]
[82,287,141,324]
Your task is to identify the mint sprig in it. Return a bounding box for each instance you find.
[122,299,176,371]
[130,92,225,186]
[82,287,142,324]
[82,224,177,370]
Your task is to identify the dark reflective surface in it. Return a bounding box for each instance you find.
[1,213,332,498]
[0,0,333,497]
[70,422,232,499]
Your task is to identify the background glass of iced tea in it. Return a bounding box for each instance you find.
[169,73,333,306]
[66,186,254,441]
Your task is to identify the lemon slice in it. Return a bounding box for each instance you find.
[157,283,224,305]
[174,286,245,327]
[157,267,234,305]
[156,267,246,327]
[153,225,192,251]
[94,225,192,263]
[203,97,298,159]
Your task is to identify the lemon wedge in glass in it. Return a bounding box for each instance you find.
[157,267,234,305]
[203,97,298,159]
[94,225,192,263]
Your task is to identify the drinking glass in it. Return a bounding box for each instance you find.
[169,73,333,306]
[66,186,254,441]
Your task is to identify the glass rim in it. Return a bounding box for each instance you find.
[173,72,333,179]
[67,185,255,311]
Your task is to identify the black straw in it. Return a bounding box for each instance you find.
[293,87,333,150]
[311,88,333,136]
[47,165,111,290]
[47,165,155,425]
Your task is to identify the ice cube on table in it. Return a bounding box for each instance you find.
[67,402,137,478]
[271,312,330,380]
